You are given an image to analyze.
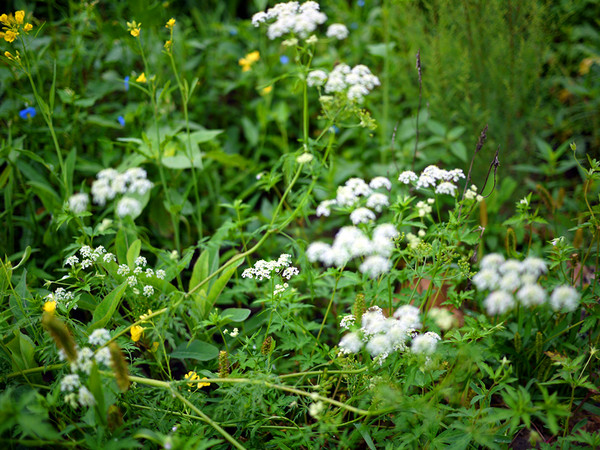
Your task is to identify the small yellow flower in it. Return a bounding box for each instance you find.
[184,371,210,389]
[43,300,57,314]
[164,40,172,51]
[136,72,147,83]
[3,30,18,43]
[166,18,176,28]
[131,325,144,342]
[23,23,32,32]
[15,10,24,24]
[238,50,260,72]
[261,85,273,95]
[150,341,160,352]
[126,20,141,37]
[0,14,8,26]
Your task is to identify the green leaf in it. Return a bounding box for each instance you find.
[200,259,243,318]
[189,129,223,144]
[89,282,128,331]
[221,308,251,322]
[241,116,259,147]
[189,250,210,293]
[171,340,219,361]
[205,151,252,168]
[366,42,396,58]
[126,239,142,268]
[450,141,468,162]
[88,363,107,426]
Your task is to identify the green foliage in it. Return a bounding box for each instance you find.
[1,1,599,448]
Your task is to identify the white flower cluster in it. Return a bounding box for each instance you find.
[59,327,115,409]
[338,305,441,364]
[316,177,391,218]
[398,165,466,196]
[308,63,380,103]
[68,193,89,214]
[473,253,580,314]
[45,287,76,310]
[326,23,348,40]
[307,223,398,278]
[90,167,153,218]
[64,244,163,296]
[242,254,298,281]
[252,1,327,40]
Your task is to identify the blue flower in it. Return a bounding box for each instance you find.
[118,116,125,127]
[124,76,130,91]
[329,125,340,134]
[229,28,238,36]
[280,55,290,65]
[19,107,36,119]
[357,0,365,6]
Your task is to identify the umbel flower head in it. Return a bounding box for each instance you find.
[252,1,327,40]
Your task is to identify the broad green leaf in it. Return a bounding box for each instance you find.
[188,129,223,144]
[89,282,128,331]
[450,141,468,162]
[126,239,142,268]
[200,259,243,318]
[189,250,210,293]
[221,308,251,322]
[171,340,219,361]
[115,229,128,265]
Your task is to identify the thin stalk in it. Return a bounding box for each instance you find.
[313,271,342,349]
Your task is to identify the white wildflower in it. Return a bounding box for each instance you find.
[339,314,356,330]
[88,329,111,346]
[398,171,418,184]
[143,285,154,297]
[60,374,81,392]
[411,332,441,355]
[338,332,363,354]
[435,181,458,196]
[94,347,111,366]
[369,176,392,190]
[307,70,328,87]
[366,193,389,213]
[549,285,580,312]
[65,255,79,267]
[366,334,391,357]
[472,269,500,291]
[326,23,349,40]
[78,386,95,407]
[316,199,337,217]
[484,290,515,315]
[68,193,89,214]
[359,255,391,278]
[350,207,376,225]
[480,253,505,271]
[116,197,142,218]
[516,284,546,307]
[296,153,314,164]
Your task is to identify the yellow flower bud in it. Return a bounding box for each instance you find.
[15,11,25,24]
[130,325,144,342]
[136,72,147,83]
[166,18,176,28]
[23,23,32,32]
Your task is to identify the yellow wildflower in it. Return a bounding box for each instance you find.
[164,40,172,51]
[130,325,144,342]
[126,20,141,37]
[261,85,273,95]
[3,30,18,43]
[15,10,24,24]
[23,23,32,32]
[43,300,57,314]
[0,14,8,26]
[166,18,176,28]
[136,72,147,83]
[150,341,160,352]
[238,50,260,72]
[184,371,210,389]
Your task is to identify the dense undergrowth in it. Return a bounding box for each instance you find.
[1,1,600,449]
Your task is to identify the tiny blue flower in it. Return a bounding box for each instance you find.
[280,55,290,64]
[118,116,125,127]
[329,125,340,134]
[19,106,36,119]
[124,76,130,91]
[357,0,365,6]
[229,28,238,36]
